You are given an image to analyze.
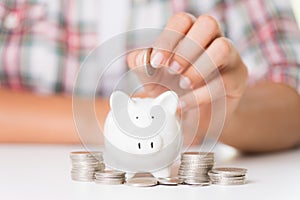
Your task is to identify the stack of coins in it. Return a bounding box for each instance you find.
[70,151,105,182]
[208,167,247,185]
[178,152,215,185]
[95,170,126,185]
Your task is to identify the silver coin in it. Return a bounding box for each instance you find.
[95,181,124,185]
[94,168,106,172]
[179,176,209,182]
[211,168,247,176]
[71,159,103,163]
[70,151,103,155]
[181,158,214,162]
[178,169,210,174]
[95,178,125,184]
[72,164,101,169]
[126,177,158,187]
[184,179,210,186]
[181,156,214,160]
[178,174,209,179]
[71,166,100,169]
[181,158,214,163]
[70,151,103,158]
[179,166,212,171]
[95,170,125,177]
[143,48,156,77]
[180,160,215,164]
[178,172,210,177]
[157,177,183,185]
[95,176,125,180]
[211,179,246,185]
[181,152,214,158]
[181,160,214,164]
[72,161,100,164]
[71,156,101,159]
[209,175,245,180]
[209,172,246,179]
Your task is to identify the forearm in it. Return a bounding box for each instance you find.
[0,88,109,143]
[221,81,300,152]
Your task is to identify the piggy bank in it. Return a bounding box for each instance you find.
[103,90,182,178]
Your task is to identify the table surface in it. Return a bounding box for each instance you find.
[0,144,299,200]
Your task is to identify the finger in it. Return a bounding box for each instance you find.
[168,15,223,74]
[179,77,226,112]
[151,12,195,68]
[127,49,173,97]
[221,61,248,98]
[127,49,144,70]
[179,64,248,113]
[178,37,235,90]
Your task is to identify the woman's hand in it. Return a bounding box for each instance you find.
[127,13,248,144]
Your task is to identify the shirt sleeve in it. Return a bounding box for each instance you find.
[224,0,300,93]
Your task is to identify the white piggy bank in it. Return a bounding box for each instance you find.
[103,91,182,178]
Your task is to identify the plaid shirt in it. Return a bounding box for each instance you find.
[0,0,300,95]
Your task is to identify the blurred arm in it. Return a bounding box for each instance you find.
[221,81,300,152]
[0,88,109,143]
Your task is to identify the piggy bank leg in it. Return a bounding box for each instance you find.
[152,167,171,178]
[125,173,135,180]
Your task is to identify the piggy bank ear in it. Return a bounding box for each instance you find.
[110,91,132,112]
[153,91,178,114]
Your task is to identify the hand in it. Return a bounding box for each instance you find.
[127,13,248,144]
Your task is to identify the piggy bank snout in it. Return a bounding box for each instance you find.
[134,136,162,154]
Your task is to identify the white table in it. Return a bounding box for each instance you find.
[0,144,299,200]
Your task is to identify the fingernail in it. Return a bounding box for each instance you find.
[168,61,181,74]
[179,76,192,89]
[136,50,145,65]
[186,13,197,22]
[178,100,186,110]
[150,51,164,68]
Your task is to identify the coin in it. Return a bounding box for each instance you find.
[184,179,210,186]
[208,167,247,185]
[144,48,156,77]
[94,170,126,185]
[157,177,183,186]
[181,152,214,158]
[178,152,215,185]
[70,151,103,159]
[210,167,247,176]
[70,151,105,182]
[95,180,125,185]
[95,170,126,177]
[211,179,246,185]
[126,177,158,187]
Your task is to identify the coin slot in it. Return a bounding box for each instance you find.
[138,142,141,149]
[150,142,154,149]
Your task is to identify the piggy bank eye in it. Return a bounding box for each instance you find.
[135,116,139,119]
[151,116,154,119]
